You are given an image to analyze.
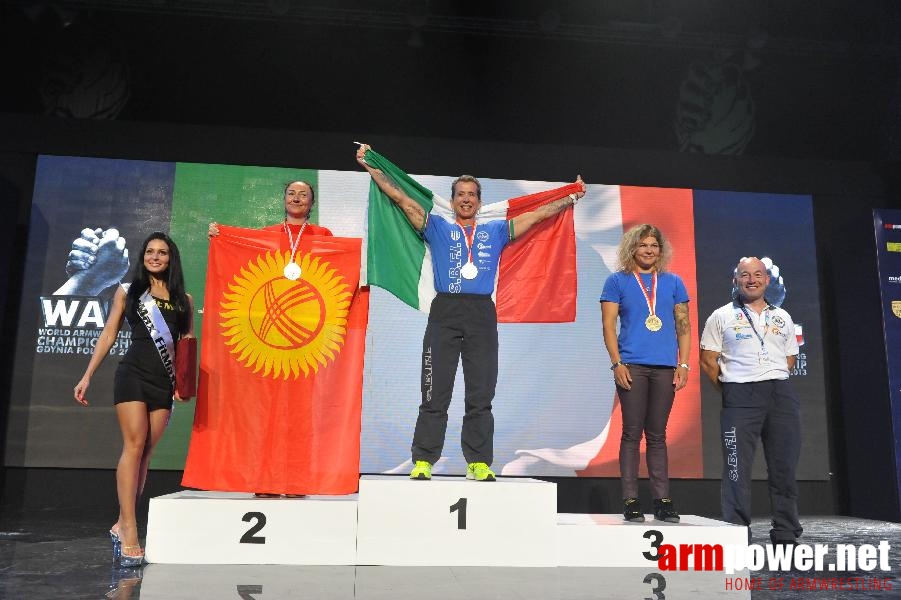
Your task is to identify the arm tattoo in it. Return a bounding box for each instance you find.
[374,170,401,194]
[674,302,690,335]
[404,203,425,224]
[536,197,572,220]
[373,170,425,227]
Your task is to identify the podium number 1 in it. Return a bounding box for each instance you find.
[449,497,467,529]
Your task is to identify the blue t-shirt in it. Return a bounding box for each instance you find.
[423,216,510,295]
[599,271,689,367]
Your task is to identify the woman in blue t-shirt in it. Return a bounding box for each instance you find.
[600,224,691,523]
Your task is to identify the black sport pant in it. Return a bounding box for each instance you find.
[617,364,676,500]
[412,293,498,465]
[721,379,803,542]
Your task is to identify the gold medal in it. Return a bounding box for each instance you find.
[645,314,663,331]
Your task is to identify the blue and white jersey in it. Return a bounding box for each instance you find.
[423,216,510,295]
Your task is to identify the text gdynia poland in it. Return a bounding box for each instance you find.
[654,540,894,592]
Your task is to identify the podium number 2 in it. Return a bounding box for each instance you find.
[237,584,263,599]
[240,512,267,544]
[449,497,467,529]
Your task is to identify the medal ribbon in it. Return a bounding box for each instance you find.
[739,304,770,349]
[457,220,477,266]
[632,271,657,317]
[283,221,308,265]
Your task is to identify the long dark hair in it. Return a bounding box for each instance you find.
[126,232,191,334]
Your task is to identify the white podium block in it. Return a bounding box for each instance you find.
[355,475,557,566]
[556,513,748,568]
[145,491,358,565]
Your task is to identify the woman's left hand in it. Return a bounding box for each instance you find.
[673,366,689,391]
[574,174,586,199]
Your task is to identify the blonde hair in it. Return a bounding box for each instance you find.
[617,224,673,272]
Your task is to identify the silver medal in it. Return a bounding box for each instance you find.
[283,261,301,281]
[461,261,478,280]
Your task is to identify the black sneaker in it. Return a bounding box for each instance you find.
[653,498,680,523]
[623,498,645,522]
[769,531,798,547]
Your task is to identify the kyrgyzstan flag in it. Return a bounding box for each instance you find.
[181,226,369,495]
[364,148,581,323]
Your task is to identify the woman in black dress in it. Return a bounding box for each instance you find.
[74,232,194,566]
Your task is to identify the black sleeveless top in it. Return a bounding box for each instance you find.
[114,294,183,407]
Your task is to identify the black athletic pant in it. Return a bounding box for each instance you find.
[412,293,498,465]
[721,379,803,542]
[617,364,676,500]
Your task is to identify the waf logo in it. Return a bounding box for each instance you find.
[219,251,352,379]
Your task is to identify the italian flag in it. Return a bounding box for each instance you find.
[363,149,582,323]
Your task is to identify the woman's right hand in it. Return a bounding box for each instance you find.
[355,143,371,168]
[208,222,220,237]
[613,364,632,390]
[74,376,90,406]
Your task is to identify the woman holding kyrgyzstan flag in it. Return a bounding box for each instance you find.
[207,179,332,498]
[356,143,585,483]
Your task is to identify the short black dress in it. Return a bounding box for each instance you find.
[114,295,181,411]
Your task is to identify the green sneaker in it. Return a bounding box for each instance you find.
[410,460,432,480]
[466,462,496,482]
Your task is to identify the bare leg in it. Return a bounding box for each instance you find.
[137,408,171,498]
[113,401,151,552]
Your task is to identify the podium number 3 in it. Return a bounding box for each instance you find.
[642,529,664,560]
[240,512,267,544]
[449,497,467,529]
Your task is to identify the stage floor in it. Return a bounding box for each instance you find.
[1,506,899,599]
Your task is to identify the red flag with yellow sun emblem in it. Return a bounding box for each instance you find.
[182,226,369,495]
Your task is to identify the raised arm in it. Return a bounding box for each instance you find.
[355,143,426,231]
[508,175,585,241]
[73,286,127,405]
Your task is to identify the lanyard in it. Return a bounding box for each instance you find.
[739,304,769,349]
[632,271,657,316]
